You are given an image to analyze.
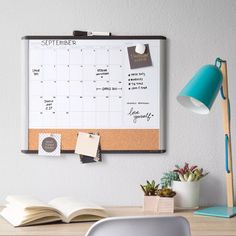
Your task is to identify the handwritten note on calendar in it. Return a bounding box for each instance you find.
[28,39,160,130]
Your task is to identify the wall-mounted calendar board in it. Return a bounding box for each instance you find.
[21,35,166,153]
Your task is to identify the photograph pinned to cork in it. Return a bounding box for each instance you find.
[38,133,61,156]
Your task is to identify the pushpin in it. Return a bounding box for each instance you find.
[135,44,146,54]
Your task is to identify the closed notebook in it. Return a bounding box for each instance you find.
[0,195,107,227]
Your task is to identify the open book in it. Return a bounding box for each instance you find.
[0,196,108,227]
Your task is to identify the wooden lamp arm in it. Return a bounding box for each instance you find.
[220,61,234,207]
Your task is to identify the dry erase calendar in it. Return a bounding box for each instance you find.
[21,35,166,153]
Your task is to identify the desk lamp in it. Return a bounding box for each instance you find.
[177,58,236,218]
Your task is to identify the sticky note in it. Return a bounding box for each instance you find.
[38,133,61,156]
[75,132,100,157]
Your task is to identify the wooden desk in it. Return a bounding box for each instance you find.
[0,207,236,236]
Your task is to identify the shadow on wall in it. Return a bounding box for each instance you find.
[200,175,224,206]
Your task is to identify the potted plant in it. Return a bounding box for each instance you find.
[140,180,159,212]
[140,180,176,213]
[161,163,208,209]
[156,188,176,213]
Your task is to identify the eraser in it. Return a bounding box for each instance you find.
[135,44,146,54]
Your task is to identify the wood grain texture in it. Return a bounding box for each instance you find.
[220,62,234,207]
[28,129,160,151]
[0,207,236,236]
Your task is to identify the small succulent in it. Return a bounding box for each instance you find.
[140,180,159,196]
[161,171,179,188]
[157,188,176,198]
[174,163,208,182]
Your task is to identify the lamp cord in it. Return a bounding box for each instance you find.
[225,99,231,174]
[225,134,230,174]
[215,58,227,100]
[220,87,226,99]
[215,57,223,68]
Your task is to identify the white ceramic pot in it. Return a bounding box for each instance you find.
[172,181,200,209]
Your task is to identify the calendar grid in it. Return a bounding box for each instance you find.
[29,44,124,129]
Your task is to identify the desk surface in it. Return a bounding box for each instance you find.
[0,207,236,236]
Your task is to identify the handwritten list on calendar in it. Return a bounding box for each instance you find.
[28,39,160,130]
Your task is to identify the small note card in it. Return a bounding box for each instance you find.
[38,133,61,156]
[75,132,100,157]
[127,44,152,69]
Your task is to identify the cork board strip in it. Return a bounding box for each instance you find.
[28,129,160,151]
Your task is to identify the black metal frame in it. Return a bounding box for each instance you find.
[22,35,166,154]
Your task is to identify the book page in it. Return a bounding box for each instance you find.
[1,199,61,227]
[49,197,107,222]
[1,206,60,226]
[6,195,50,209]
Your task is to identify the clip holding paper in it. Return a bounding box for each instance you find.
[89,132,99,138]
[135,43,146,54]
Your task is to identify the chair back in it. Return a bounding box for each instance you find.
[85,216,191,236]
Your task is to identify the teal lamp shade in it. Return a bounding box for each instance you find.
[177,65,223,114]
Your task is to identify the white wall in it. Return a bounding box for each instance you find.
[0,0,236,206]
